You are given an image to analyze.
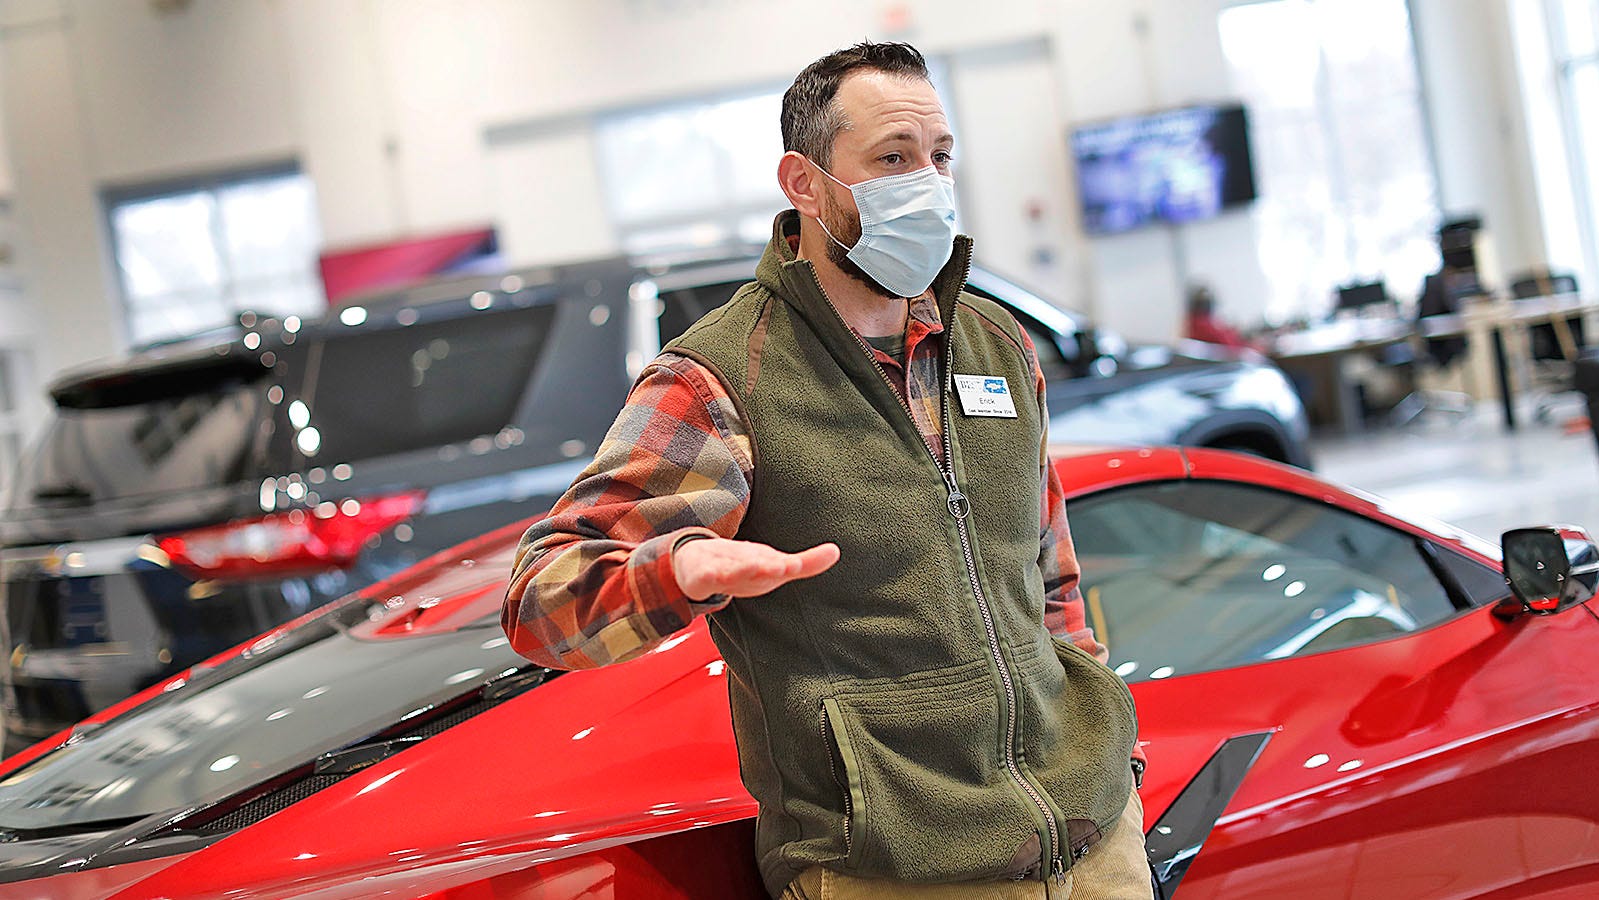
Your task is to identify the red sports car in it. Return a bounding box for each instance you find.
[0,446,1594,899]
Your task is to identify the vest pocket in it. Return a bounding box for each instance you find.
[1012,638,1139,841]
[819,667,1039,882]
[1050,637,1137,725]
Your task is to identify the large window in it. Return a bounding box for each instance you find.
[596,91,789,259]
[1219,0,1440,321]
[595,64,956,260]
[1550,0,1599,288]
[107,167,324,347]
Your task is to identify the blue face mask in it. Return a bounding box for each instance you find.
[813,162,958,298]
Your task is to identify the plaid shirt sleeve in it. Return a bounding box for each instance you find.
[1018,326,1146,769]
[1015,329,1102,663]
[501,353,753,670]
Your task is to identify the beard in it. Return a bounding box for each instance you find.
[820,189,900,300]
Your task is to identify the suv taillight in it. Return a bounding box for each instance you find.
[156,491,426,578]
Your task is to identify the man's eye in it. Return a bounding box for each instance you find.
[881,153,903,165]
[934,151,954,165]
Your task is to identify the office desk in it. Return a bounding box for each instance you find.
[1418,293,1599,429]
[1270,294,1599,434]
[1269,318,1413,433]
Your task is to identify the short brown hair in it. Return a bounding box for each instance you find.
[781,42,930,169]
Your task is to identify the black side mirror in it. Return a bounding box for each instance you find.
[1500,526,1599,616]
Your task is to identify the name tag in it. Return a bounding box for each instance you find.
[953,374,1018,418]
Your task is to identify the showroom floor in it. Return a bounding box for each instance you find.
[1314,394,1599,546]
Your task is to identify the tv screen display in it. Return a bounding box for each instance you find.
[1071,104,1258,236]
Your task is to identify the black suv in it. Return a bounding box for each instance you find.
[0,256,1308,754]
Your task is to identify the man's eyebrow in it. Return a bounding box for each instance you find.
[869,130,956,148]
[871,131,920,146]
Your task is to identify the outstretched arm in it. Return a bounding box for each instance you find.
[502,354,834,669]
[501,355,751,669]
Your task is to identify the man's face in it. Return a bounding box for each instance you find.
[816,70,955,298]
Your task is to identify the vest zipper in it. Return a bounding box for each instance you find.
[937,363,1066,885]
[821,707,852,853]
[801,262,1066,881]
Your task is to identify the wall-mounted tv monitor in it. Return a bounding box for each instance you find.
[1071,103,1258,236]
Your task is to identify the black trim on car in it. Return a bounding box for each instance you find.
[1146,731,1272,899]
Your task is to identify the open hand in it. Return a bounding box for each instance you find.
[675,537,841,601]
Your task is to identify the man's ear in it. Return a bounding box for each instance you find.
[778,151,824,219]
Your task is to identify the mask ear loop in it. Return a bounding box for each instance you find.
[807,158,858,252]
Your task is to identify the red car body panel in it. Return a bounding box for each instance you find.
[2,447,1596,899]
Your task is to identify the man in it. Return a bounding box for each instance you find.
[502,41,1147,899]
[1184,283,1258,352]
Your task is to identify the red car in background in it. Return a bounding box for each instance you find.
[0,446,1594,899]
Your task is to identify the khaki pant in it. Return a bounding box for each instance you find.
[780,785,1151,900]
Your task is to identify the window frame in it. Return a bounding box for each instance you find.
[102,161,323,349]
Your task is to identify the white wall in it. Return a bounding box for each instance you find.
[0,0,1562,381]
[275,0,403,247]
[1047,0,1271,341]
[0,15,44,450]
[0,0,120,385]
[1410,0,1547,287]
[945,40,1090,308]
[72,0,299,184]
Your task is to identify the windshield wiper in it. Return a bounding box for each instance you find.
[0,815,146,844]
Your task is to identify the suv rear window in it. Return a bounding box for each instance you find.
[293,305,554,464]
[659,280,744,345]
[15,378,267,506]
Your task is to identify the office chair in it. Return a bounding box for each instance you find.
[1389,271,1474,427]
[1388,332,1473,427]
[1509,269,1583,422]
[1335,280,1397,318]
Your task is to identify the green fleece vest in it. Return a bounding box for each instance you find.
[668,213,1137,896]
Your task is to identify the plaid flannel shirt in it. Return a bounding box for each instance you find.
[502,288,1104,672]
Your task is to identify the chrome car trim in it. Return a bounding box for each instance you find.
[0,536,159,579]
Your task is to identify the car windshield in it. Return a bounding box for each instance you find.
[0,587,523,833]
[13,379,268,507]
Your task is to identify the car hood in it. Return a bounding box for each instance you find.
[0,516,757,897]
[42,618,1277,900]
[21,626,750,899]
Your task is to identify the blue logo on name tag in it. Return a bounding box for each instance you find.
[983,378,1007,394]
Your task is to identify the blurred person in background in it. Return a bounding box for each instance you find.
[503,41,1148,900]
[1183,282,1259,351]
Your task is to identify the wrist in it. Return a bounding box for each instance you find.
[670,530,728,607]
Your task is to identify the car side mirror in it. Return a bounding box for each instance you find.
[1500,526,1599,616]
